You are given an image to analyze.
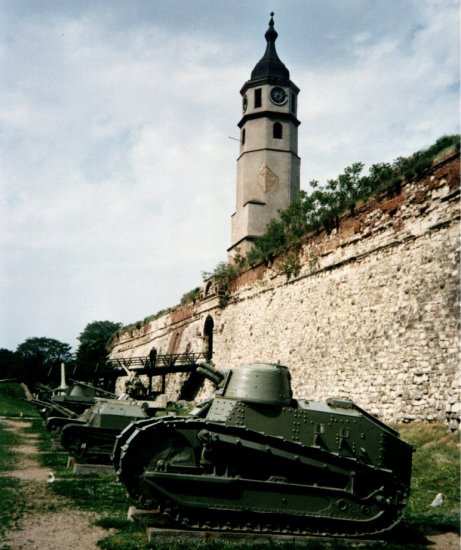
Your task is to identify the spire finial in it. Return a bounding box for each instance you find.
[265,11,278,43]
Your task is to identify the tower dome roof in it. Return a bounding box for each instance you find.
[250,13,290,82]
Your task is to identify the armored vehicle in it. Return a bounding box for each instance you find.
[33,381,116,419]
[49,397,165,464]
[113,363,413,538]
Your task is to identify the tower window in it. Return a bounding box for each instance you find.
[273,122,283,139]
[254,88,262,108]
[242,129,246,145]
[291,93,297,113]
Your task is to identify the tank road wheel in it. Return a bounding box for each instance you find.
[115,419,197,507]
[112,418,159,468]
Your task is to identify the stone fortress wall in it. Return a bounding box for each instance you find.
[109,152,460,426]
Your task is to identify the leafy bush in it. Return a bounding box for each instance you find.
[180,287,201,305]
[202,262,240,306]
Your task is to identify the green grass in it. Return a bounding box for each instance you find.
[0,386,61,540]
[49,476,131,512]
[398,424,460,533]
[0,389,31,538]
[0,418,30,538]
[0,477,28,539]
[0,383,39,417]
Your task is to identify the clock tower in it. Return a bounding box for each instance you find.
[229,13,300,258]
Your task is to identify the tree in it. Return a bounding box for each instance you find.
[75,321,122,379]
[0,348,20,380]
[16,337,73,387]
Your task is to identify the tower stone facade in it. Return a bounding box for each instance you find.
[229,14,301,258]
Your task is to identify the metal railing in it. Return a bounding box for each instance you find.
[106,352,211,376]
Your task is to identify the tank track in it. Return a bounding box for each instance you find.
[160,504,390,539]
[114,417,408,538]
[60,424,120,464]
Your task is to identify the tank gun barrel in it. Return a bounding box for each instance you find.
[196,363,225,387]
[30,398,79,418]
[36,383,54,393]
[69,380,116,399]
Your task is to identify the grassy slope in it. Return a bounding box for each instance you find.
[399,424,460,532]
[0,384,459,549]
[0,383,39,417]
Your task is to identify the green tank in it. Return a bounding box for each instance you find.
[113,363,413,538]
[49,397,165,464]
[33,381,116,419]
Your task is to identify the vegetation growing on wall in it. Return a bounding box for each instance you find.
[202,262,241,307]
[116,308,173,338]
[247,134,459,266]
[180,287,201,305]
[205,134,459,289]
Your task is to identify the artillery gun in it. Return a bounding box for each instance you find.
[113,363,413,538]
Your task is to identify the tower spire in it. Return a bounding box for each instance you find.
[251,12,289,81]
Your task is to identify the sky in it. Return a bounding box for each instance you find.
[1,0,459,352]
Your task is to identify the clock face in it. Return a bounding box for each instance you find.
[242,95,248,112]
[270,86,287,105]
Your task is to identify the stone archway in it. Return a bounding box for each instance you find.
[203,316,214,361]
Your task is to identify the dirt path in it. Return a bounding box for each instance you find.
[425,532,461,550]
[1,419,111,550]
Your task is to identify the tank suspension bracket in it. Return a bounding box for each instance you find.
[193,423,397,489]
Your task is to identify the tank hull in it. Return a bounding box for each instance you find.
[115,415,411,537]
[60,424,121,464]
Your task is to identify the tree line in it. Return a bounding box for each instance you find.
[0,321,121,390]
